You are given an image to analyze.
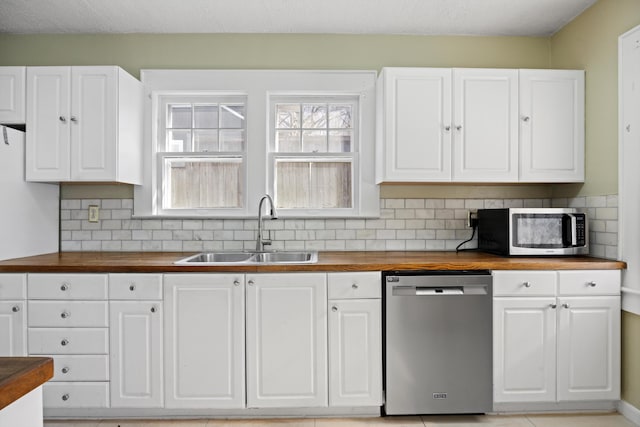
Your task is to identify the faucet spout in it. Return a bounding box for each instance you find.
[256,194,278,251]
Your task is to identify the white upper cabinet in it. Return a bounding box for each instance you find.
[377,67,584,184]
[376,68,452,182]
[519,69,585,182]
[452,69,519,182]
[26,66,143,184]
[0,67,26,124]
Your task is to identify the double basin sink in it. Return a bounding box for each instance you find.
[175,250,318,265]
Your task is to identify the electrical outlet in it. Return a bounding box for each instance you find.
[88,205,100,223]
[467,210,478,228]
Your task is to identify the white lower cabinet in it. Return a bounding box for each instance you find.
[246,273,328,408]
[493,270,620,405]
[163,274,245,409]
[0,274,27,356]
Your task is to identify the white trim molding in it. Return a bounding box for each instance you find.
[618,400,640,426]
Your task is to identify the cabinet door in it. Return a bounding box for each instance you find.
[452,69,518,182]
[0,301,27,356]
[70,66,117,181]
[493,297,557,403]
[246,273,327,408]
[26,67,71,181]
[328,299,381,407]
[109,301,163,408]
[519,70,584,182]
[0,66,26,124]
[164,274,244,408]
[557,296,620,401]
[378,68,452,182]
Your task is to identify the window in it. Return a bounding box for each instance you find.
[136,70,378,218]
[271,99,358,213]
[156,95,247,214]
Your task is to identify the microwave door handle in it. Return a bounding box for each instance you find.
[570,215,577,245]
[562,214,574,246]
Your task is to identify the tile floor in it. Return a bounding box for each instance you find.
[43,413,638,427]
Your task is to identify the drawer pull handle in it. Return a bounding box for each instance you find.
[61,311,70,319]
[61,339,69,346]
[332,306,338,312]
[61,367,69,374]
[562,303,570,309]
[60,283,69,291]
[550,303,557,309]
[150,306,157,313]
[588,281,597,287]
[352,283,359,290]
[523,281,532,288]
[11,306,20,313]
[61,394,69,401]
[129,284,136,291]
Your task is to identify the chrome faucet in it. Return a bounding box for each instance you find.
[256,194,278,251]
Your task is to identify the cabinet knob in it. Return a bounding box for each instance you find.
[588,281,597,287]
[11,306,20,313]
[523,281,532,288]
[352,283,358,290]
[61,367,69,374]
[455,125,462,131]
[150,306,157,313]
[70,116,78,123]
[233,280,240,286]
[61,339,69,346]
[248,280,255,286]
[550,303,557,309]
[562,303,570,309]
[332,306,338,312]
[444,125,451,131]
[129,283,136,291]
[522,116,531,122]
[60,283,69,291]
[61,311,70,319]
[61,394,70,401]
[59,116,67,123]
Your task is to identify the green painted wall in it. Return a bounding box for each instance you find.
[623,311,640,409]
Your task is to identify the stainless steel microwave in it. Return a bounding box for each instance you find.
[477,208,588,256]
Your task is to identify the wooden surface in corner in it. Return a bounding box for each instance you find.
[0,357,53,410]
[0,251,626,273]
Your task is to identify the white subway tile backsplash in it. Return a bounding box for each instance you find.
[58,195,618,259]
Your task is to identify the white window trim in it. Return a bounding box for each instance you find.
[134,70,379,218]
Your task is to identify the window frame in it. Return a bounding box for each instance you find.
[134,70,379,218]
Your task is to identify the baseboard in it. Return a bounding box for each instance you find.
[618,400,640,426]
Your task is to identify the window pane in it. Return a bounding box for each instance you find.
[164,157,243,209]
[194,130,219,152]
[329,130,352,152]
[275,160,352,209]
[276,104,300,129]
[329,105,352,129]
[302,104,327,129]
[220,130,245,152]
[168,104,192,129]
[302,130,328,152]
[166,130,191,152]
[220,105,245,128]
[276,130,301,152]
[194,104,218,129]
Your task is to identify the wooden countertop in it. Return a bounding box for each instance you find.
[0,357,53,410]
[0,251,626,272]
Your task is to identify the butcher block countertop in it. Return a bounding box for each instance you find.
[0,357,53,410]
[0,251,626,272]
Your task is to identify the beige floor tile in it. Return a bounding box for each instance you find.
[421,414,533,426]
[315,416,424,426]
[526,413,635,427]
[44,421,101,427]
[98,421,208,427]
[206,419,315,427]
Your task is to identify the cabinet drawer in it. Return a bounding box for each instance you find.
[558,270,621,296]
[109,274,162,300]
[28,274,108,300]
[43,382,109,408]
[49,355,109,382]
[493,271,557,296]
[28,328,108,354]
[28,301,108,327]
[0,274,26,299]
[328,272,381,299]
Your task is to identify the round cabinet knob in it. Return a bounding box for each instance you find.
[523,281,532,288]
[70,116,78,123]
[522,116,531,122]
[59,116,67,123]
[11,306,20,313]
[352,283,359,290]
[248,280,255,286]
[61,367,69,374]
[60,283,69,291]
[61,311,70,319]
[588,281,597,287]
[444,125,451,131]
[233,280,240,287]
[129,283,136,291]
[550,303,557,309]
[150,306,157,313]
[456,125,462,131]
[332,306,338,312]
[562,303,570,309]
[61,394,70,401]
[61,339,69,346]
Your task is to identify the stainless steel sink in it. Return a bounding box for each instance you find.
[174,251,318,265]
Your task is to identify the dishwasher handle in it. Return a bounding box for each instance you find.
[392,285,488,296]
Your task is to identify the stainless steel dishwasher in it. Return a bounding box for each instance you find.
[383,270,492,415]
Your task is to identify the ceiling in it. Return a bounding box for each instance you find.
[0,0,597,37]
